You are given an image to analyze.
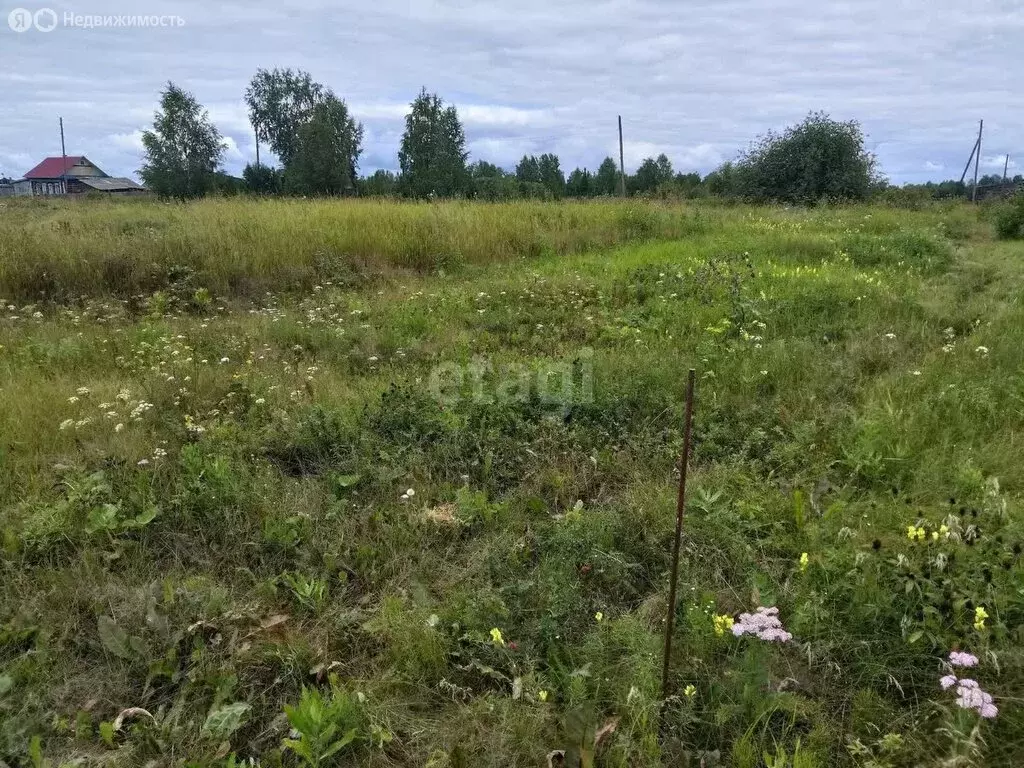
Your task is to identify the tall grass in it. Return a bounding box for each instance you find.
[0,197,715,300]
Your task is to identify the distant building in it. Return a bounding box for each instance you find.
[13,156,147,196]
[0,176,13,197]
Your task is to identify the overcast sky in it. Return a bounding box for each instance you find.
[1,0,1020,184]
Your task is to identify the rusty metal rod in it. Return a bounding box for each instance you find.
[661,368,696,701]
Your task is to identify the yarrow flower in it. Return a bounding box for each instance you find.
[949,651,979,668]
[954,679,998,718]
[731,606,792,643]
[940,650,998,718]
[712,614,734,637]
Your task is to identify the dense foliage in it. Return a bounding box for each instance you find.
[285,95,364,196]
[994,192,1024,239]
[731,112,880,203]
[139,82,225,199]
[398,89,470,198]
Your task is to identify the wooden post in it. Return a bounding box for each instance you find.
[1004,154,1009,182]
[254,123,260,169]
[618,115,626,197]
[59,116,68,195]
[959,139,979,185]
[971,119,983,203]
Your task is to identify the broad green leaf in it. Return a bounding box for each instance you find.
[85,504,120,534]
[335,473,361,488]
[99,721,116,747]
[202,701,251,740]
[97,616,132,659]
[125,504,159,529]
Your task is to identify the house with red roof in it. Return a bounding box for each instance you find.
[12,155,146,196]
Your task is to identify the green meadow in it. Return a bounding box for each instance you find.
[0,197,1021,767]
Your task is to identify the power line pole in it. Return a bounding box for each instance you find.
[1003,154,1009,182]
[971,119,983,203]
[618,115,626,197]
[254,124,260,169]
[59,116,68,195]
[959,137,979,185]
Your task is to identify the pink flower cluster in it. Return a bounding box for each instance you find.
[948,651,979,668]
[730,606,792,643]
[941,651,997,719]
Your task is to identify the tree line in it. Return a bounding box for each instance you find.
[139,71,1021,204]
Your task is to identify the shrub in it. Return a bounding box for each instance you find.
[994,193,1024,239]
[733,112,881,204]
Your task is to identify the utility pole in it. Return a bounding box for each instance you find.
[59,116,68,194]
[959,139,979,185]
[618,115,626,197]
[1003,154,1009,182]
[971,119,983,203]
[254,123,260,169]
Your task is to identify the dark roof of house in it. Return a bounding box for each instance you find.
[78,177,146,192]
[23,156,89,179]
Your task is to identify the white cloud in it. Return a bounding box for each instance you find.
[924,160,944,171]
[351,103,408,121]
[459,105,553,127]
[222,136,245,162]
[108,130,145,153]
[980,154,1014,171]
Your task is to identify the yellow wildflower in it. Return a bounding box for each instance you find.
[906,525,926,542]
[490,627,505,646]
[799,552,809,572]
[939,524,949,535]
[973,606,989,631]
[538,690,549,702]
[594,611,604,622]
[683,684,697,698]
[931,531,939,542]
[713,614,734,637]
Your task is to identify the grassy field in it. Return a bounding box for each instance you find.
[0,197,1022,767]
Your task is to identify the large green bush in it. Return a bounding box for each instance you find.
[732,112,881,204]
[994,193,1024,239]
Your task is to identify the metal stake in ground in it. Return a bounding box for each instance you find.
[661,368,696,701]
